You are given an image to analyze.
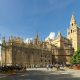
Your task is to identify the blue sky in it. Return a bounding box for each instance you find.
[0,0,80,41]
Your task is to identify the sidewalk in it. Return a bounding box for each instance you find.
[26,67,64,72]
[26,68,49,71]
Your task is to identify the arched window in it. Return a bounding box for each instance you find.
[72,23,73,26]
[71,29,72,33]
[41,60,42,62]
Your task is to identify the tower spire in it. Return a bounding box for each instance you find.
[34,33,39,45]
[2,36,6,46]
[70,14,76,27]
[57,32,62,38]
[35,33,38,39]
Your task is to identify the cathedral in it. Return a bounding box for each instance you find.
[1,14,80,67]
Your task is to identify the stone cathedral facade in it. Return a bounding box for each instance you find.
[1,35,52,67]
[1,14,80,67]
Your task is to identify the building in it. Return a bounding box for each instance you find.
[1,14,80,67]
[47,14,80,64]
[52,32,74,64]
[67,14,80,51]
[1,35,52,68]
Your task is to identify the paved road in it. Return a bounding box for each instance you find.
[0,68,80,80]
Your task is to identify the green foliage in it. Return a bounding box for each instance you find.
[72,48,80,64]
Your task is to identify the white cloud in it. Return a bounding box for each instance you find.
[45,32,55,41]
[24,38,33,43]
[0,40,1,44]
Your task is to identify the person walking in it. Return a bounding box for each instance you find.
[56,64,60,71]
[46,64,49,70]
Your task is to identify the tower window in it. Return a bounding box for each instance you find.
[72,23,73,26]
[71,29,72,33]
[41,55,42,57]
[41,60,42,62]
[49,60,50,63]
[45,55,46,58]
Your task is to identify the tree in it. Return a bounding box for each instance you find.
[72,48,80,64]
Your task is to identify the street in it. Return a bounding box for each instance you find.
[0,68,80,80]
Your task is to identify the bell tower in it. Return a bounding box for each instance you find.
[67,14,80,51]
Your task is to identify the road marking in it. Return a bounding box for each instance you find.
[20,74,29,76]
[21,74,25,76]
[50,71,71,75]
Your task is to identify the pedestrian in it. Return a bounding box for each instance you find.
[56,64,60,71]
[46,64,49,70]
